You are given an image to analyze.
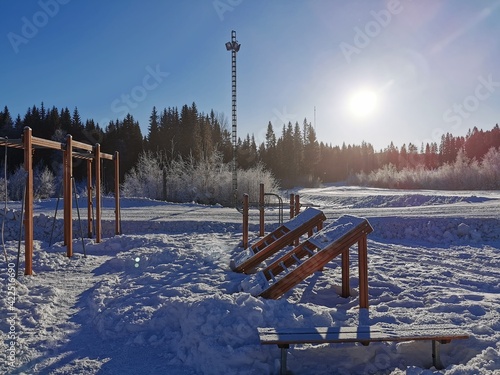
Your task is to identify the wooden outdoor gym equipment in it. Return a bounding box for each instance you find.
[241,183,302,249]
[0,127,120,275]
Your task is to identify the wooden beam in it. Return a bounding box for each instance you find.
[31,136,64,151]
[72,151,94,160]
[87,159,93,238]
[23,127,34,275]
[71,139,93,152]
[114,151,121,235]
[259,183,264,237]
[100,152,114,160]
[243,194,249,249]
[231,208,327,273]
[294,195,301,246]
[341,249,350,298]
[64,135,73,257]
[258,217,373,303]
[95,143,102,243]
[0,138,23,149]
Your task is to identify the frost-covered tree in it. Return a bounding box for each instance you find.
[34,165,55,199]
[122,151,279,206]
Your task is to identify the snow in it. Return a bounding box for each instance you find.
[282,207,323,231]
[1,186,500,374]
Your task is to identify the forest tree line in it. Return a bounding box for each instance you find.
[1,103,500,190]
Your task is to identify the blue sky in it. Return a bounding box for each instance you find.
[2,0,500,151]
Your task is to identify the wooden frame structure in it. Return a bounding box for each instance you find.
[255,215,373,307]
[232,207,326,274]
[0,127,120,275]
[240,184,293,248]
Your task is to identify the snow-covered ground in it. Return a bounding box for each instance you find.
[1,186,500,375]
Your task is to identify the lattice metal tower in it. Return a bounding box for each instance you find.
[225,30,240,207]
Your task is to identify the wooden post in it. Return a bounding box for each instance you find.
[294,195,301,246]
[62,151,67,245]
[95,143,102,243]
[64,135,73,257]
[243,194,249,249]
[358,235,369,309]
[23,127,33,275]
[289,194,294,219]
[341,249,350,298]
[87,159,93,238]
[259,183,264,236]
[114,151,121,235]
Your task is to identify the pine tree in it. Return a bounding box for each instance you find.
[303,119,320,179]
[147,106,160,152]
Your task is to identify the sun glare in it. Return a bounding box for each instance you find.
[347,89,378,119]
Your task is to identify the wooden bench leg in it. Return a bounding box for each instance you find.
[432,340,444,370]
[278,344,289,375]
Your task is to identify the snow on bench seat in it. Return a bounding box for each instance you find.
[258,325,469,373]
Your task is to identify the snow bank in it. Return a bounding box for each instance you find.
[369,217,500,245]
[1,190,500,374]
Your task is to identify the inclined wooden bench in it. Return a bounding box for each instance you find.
[230,207,326,274]
[240,215,373,309]
[258,325,469,374]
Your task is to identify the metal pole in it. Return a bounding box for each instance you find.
[226,30,241,207]
[231,30,238,207]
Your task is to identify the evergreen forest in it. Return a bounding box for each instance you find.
[1,103,500,194]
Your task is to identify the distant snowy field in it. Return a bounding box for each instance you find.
[1,186,500,375]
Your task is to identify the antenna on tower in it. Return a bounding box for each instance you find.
[314,106,316,129]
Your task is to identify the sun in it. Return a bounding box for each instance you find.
[346,89,379,119]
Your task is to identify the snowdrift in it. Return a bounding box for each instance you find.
[1,187,500,374]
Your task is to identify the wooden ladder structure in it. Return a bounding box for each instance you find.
[230,207,326,274]
[255,215,373,308]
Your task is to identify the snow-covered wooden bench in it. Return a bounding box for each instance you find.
[258,325,469,374]
[230,207,326,274]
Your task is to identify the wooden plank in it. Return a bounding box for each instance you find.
[231,208,326,273]
[100,152,114,160]
[259,217,373,300]
[258,326,469,345]
[72,151,94,160]
[291,254,302,265]
[243,194,249,248]
[87,159,93,238]
[32,136,64,150]
[341,249,350,298]
[0,138,23,149]
[250,227,284,252]
[259,325,469,373]
[95,144,102,243]
[114,151,121,235]
[71,139,93,152]
[282,208,325,231]
[262,241,319,281]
